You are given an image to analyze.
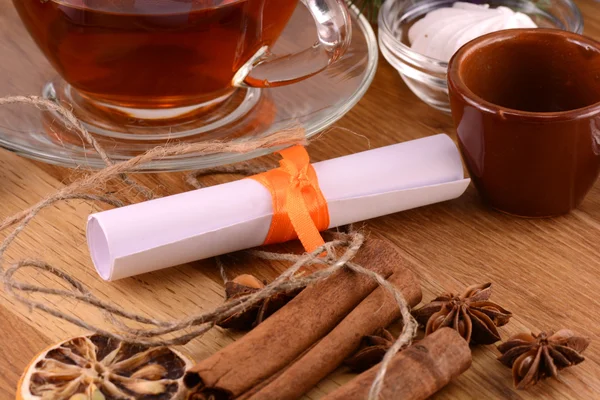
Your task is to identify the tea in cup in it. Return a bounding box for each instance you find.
[13,0,351,139]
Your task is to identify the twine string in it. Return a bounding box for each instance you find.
[0,95,417,399]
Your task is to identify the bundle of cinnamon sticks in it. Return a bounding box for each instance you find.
[184,239,472,400]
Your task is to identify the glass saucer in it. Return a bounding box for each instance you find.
[0,3,377,172]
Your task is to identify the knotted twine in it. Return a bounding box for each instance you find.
[0,95,418,399]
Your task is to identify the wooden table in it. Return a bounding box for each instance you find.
[1,1,599,399]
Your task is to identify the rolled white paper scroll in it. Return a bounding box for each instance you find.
[87,134,470,281]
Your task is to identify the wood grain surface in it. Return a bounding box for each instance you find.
[1,1,599,399]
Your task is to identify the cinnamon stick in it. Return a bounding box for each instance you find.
[323,328,472,400]
[245,266,422,400]
[184,239,402,398]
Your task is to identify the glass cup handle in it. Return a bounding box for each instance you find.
[233,0,352,88]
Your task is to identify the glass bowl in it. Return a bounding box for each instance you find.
[378,0,584,113]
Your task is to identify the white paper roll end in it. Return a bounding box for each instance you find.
[87,216,113,281]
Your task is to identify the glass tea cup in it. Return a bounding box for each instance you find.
[12,0,351,141]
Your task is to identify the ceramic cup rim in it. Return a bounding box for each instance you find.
[447,28,600,122]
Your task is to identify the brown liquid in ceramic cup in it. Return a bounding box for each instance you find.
[448,29,600,217]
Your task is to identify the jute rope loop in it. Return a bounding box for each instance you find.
[0,96,417,399]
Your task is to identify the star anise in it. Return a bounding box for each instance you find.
[498,330,590,389]
[345,328,394,372]
[412,283,512,344]
[216,274,301,330]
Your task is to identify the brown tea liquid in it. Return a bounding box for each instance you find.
[13,0,299,108]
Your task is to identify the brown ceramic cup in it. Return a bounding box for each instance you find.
[448,29,600,217]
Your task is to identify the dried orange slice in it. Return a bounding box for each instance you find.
[17,334,193,400]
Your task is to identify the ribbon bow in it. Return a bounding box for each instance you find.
[251,145,329,252]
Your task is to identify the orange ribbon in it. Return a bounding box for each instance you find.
[250,145,329,253]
